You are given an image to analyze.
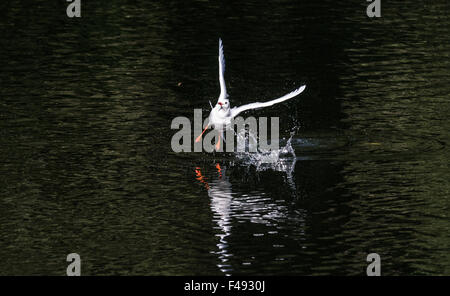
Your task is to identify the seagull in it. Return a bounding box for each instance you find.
[195,38,306,150]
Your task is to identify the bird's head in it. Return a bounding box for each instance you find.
[216,97,230,112]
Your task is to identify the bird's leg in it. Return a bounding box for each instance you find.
[215,133,221,151]
[215,131,226,151]
[195,124,209,143]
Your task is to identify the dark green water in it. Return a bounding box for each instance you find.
[0,0,449,275]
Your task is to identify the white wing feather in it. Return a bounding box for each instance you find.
[230,85,306,118]
[218,38,227,99]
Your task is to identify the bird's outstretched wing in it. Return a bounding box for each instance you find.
[230,85,306,118]
[218,38,227,99]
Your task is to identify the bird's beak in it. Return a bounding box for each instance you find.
[218,102,223,106]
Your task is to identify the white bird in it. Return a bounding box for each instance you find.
[196,38,306,150]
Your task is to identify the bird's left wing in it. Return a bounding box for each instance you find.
[218,38,227,100]
[230,85,306,118]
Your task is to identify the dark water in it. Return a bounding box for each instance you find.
[1,0,449,275]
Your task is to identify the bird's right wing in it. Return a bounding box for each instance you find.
[230,85,306,118]
[218,38,227,100]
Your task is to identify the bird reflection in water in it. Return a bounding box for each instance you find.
[196,164,234,274]
[195,154,303,275]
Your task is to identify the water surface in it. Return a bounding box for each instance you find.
[0,0,449,275]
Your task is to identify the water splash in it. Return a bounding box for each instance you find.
[234,130,298,195]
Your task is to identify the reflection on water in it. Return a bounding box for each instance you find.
[206,165,233,275]
[1,0,450,275]
[197,160,306,275]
